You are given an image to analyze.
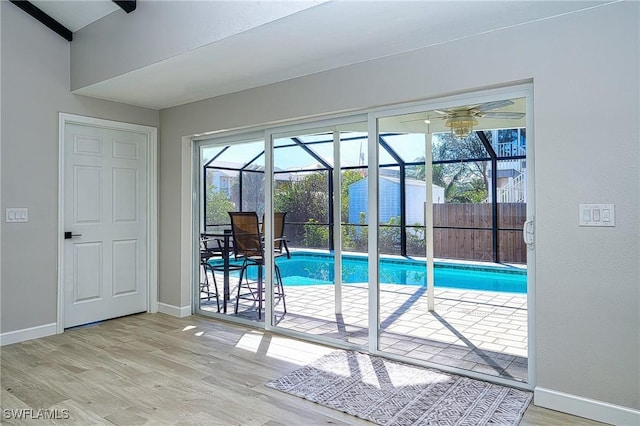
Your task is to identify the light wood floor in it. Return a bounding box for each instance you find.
[1,313,606,425]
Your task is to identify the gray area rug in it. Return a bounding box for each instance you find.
[266,350,532,426]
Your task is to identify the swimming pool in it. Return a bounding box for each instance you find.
[213,252,527,294]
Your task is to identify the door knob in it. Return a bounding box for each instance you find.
[64,232,82,239]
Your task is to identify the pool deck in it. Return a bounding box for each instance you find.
[201,275,528,383]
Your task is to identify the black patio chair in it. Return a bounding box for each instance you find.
[229,212,287,319]
[200,235,221,312]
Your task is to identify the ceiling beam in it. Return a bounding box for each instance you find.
[10,0,73,42]
[113,1,137,14]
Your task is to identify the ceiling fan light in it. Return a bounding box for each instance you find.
[445,114,478,139]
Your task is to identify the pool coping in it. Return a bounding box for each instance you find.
[287,249,527,276]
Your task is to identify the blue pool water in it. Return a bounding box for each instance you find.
[213,252,527,294]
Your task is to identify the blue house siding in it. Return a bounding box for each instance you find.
[348,178,400,224]
[348,177,444,225]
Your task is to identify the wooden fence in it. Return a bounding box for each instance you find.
[433,203,527,263]
[214,203,528,264]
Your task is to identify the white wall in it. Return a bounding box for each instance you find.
[70,1,322,91]
[0,2,159,333]
[159,1,639,417]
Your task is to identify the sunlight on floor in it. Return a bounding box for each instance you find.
[234,330,334,366]
[234,330,264,352]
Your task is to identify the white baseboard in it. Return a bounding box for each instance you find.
[0,323,58,346]
[157,302,191,318]
[535,387,640,426]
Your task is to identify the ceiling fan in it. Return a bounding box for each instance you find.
[433,100,525,138]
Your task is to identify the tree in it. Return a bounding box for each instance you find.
[341,169,365,222]
[206,185,235,226]
[411,132,490,203]
[448,177,488,203]
[272,169,371,249]
[406,224,426,256]
[274,171,329,247]
[342,211,368,251]
[240,169,265,216]
[379,216,401,254]
[303,218,329,248]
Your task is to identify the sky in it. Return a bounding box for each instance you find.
[201,132,428,170]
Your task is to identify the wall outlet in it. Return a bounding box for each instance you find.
[579,204,614,227]
[5,208,28,223]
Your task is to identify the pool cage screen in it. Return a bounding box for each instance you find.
[202,129,527,264]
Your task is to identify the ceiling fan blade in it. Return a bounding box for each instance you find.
[481,111,525,119]
[433,110,449,115]
[475,100,514,112]
[400,117,429,123]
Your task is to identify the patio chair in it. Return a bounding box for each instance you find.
[200,235,221,312]
[263,212,291,260]
[229,212,287,319]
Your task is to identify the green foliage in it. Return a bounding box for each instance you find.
[303,218,329,248]
[378,216,401,254]
[274,172,329,247]
[448,178,488,203]
[274,172,328,221]
[206,186,235,225]
[240,171,265,216]
[342,211,368,251]
[407,225,426,255]
[410,132,490,204]
[339,171,367,250]
[341,170,365,222]
[272,170,366,249]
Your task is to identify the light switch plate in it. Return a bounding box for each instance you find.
[579,204,614,227]
[5,208,28,223]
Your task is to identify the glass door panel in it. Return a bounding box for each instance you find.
[269,123,368,348]
[339,131,369,346]
[197,137,266,324]
[376,119,429,359]
[375,97,529,383]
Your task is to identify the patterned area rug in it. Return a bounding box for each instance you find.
[266,350,532,426]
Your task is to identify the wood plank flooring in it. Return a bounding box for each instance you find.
[1,313,606,425]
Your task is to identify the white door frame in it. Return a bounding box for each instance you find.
[366,83,535,388]
[57,113,158,333]
[185,84,535,388]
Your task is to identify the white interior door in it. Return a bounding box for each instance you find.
[63,122,148,328]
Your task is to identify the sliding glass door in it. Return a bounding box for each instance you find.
[266,119,369,348]
[373,94,530,384]
[196,133,267,324]
[193,86,533,386]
